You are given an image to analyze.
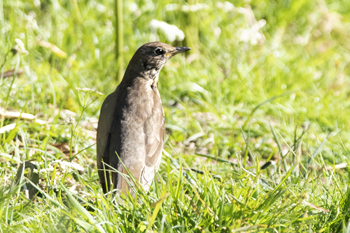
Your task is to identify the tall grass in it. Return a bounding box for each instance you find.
[0,0,350,232]
[115,0,123,82]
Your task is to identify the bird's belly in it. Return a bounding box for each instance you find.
[119,91,162,168]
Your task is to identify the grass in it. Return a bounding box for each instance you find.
[1,0,350,232]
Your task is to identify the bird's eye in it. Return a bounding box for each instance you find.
[154,48,165,56]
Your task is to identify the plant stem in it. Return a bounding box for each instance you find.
[115,0,123,82]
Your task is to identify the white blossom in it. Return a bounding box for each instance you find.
[75,87,103,96]
[165,4,179,11]
[150,20,185,42]
[54,160,85,173]
[38,165,55,177]
[216,2,235,12]
[182,3,209,12]
[165,3,209,12]
[13,38,29,55]
[238,19,266,45]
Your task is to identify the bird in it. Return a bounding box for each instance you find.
[97,42,190,196]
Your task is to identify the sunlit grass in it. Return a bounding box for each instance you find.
[1,0,350,232]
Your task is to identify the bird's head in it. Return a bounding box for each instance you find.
[126,42,191,80]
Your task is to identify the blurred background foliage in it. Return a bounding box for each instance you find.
[1,0,350,160]
[1,0,350,231]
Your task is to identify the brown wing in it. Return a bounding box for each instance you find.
[96,90,118,193]
[141,100,165,192]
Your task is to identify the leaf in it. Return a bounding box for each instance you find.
[302,200,330,213]
[148,187,169,230]
[60,182,106,233]
[39,40,67,58]
[0,123,16,134]
[4,123,19,143]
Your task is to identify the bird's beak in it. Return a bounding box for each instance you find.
[175,47,191,54]
[167,47,191,57]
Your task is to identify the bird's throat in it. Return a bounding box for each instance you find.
[150,78,158,91]
[148,68,160,80]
